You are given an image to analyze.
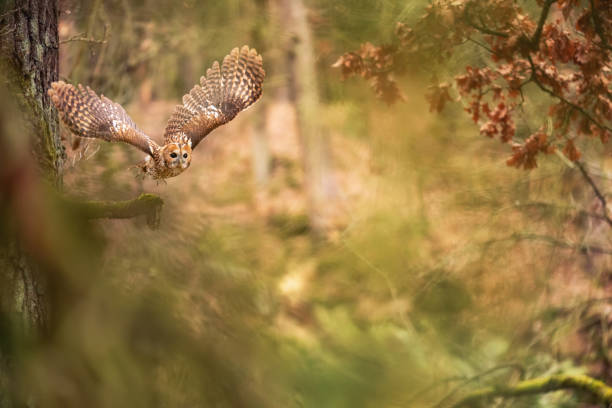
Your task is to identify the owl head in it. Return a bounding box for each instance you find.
[162,142,192,169]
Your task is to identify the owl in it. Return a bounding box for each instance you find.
[49,46,265,180]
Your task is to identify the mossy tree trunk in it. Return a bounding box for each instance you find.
[0,0,61,331]
[0,0,61,405]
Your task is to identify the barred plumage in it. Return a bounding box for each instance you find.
[49,46,265,180]
[164,45,265,149]
[48,82,157,155]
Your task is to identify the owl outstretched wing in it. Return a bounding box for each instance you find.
[48,81,158,155]
[163,46,265,149]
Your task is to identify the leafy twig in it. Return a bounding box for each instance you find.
[526,54,612,134]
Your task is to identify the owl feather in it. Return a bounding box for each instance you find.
[48,82,158,155]
[164,45,265,148]
[49,46,265,180]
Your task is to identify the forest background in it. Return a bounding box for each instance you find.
[1,0,612,407]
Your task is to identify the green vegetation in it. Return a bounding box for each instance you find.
[1,0,612,407]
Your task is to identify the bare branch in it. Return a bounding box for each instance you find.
[575,161,612,227]
[513,200,611,222]
[60,32,107,45]
[466,38,496,55]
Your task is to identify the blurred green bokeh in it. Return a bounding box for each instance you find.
[1,1,611,407]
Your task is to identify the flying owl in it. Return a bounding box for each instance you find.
[49,46,265,180]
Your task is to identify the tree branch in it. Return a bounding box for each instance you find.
[513,200,610,222]
[463,3,509,38]
[463,0,556,45]
[526,54,612,134]
[449,374,612,407]
[68,193,164,229]
[434,364,525,408]
[530,0,557,48]
[524,57,612,224]
[485,232,612,255]
[589,0,612,52]
[60,33,107,45]
[575,161,612,227]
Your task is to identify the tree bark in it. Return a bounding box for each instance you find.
[0,0,61,321]
[0,0,62,180]
[0,1,61,405]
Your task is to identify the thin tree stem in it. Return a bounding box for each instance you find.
[575,161,612,227]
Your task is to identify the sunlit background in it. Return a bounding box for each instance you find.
[2,0,612,407]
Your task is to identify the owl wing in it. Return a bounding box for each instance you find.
[48,81,158,155]
[163,46,265,149]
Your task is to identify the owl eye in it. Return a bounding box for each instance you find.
[183,153,188,158]
[170,152,177,158]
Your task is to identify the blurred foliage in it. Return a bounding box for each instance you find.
[2,0,612,407]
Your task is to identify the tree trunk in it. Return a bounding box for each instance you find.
[251,103,270,187]
[277,0,336,233]
[250,2,271,191]
[0,0,61,405]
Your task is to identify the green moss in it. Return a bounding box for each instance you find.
[34,43,43,64]
[13,277,25,318]
[43,31,53,47]
[72,193,164,230]
[453,374,612,407]
[0,58,63,186]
